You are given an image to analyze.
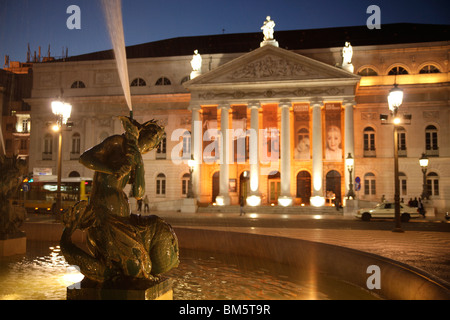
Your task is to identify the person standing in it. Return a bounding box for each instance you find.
[143,195,150,213]
[239,196,245,216]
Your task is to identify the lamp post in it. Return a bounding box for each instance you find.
[51,99,72,216]
[387,84,404,233]
[419,153,429,200]
[187,155,195,198]
[346,153,356,199]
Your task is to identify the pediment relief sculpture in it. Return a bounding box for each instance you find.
[229,55,323,81]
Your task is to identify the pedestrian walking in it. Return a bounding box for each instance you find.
[418,198,426,217]
[137,198,143,212]
[239,196,245,216]
[143,195,150,213]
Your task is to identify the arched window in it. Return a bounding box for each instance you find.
[181,173,190,196]
[364,172,376,196]
[363,127,376,157]
[71,133,80,154]
[71,81,86,88]
[388,66,408,75]
[425,125,438,156]
[180,76,190,84]
[155,77,171,86]
[130,78,146,87]
[69,171,81,178]
[156,132,167,159]
[156,173,166,196]
[426,172,439,196]
[419,65,440,74]
[358,67,378,76]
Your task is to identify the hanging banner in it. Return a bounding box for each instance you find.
[324,103,343,161]
[293,103,310,160]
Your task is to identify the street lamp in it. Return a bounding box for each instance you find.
[387,83,404,233]
[419,153,429,200]
[187,155,195,198]
[51,99,72,216]
[346,153,356,199]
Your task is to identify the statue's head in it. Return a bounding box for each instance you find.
[119,116,165,154]
[138,120,165,154]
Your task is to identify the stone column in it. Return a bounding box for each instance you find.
[344,99,356,198]
[189,104,202,200]
[216,104,231,205]
[247,101,261,206]
[278,101,293,206]
[311,99,325,207]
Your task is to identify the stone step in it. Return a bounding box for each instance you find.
[197,205,341,215]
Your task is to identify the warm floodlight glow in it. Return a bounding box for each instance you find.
[393,117,401,125]
[215,196,225,206]
[278,196,293,207]
[310,196,325,207]
[52,124,60,132]
[388,84,403,112]
[246,195,261,207]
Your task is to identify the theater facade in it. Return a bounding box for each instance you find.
[27,22,450,213]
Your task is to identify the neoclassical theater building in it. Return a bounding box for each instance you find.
[27,21,449,213]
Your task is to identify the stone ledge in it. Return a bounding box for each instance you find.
[67,277,173,300]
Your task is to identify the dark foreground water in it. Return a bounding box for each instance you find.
[0,241,379,300]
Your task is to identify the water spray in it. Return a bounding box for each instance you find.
[101,0,133,117]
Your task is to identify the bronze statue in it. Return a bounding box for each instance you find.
[0,155,27,238]
[60,116,179,284]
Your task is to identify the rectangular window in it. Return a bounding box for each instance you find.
[182,180,187,195]
[401,179,407,196]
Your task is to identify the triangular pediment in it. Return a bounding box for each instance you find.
[184,45,359,88]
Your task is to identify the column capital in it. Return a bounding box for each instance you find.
[247,101,261,109]
[310,98,324,108]
[342,98,356,107]
[278,100,292,108]
[188,104,201,111]
[217,103,231,110]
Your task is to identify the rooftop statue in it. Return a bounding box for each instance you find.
[190,50,202,72]
[60,116,179,284]
[341,42,354,73]
[261,16,275,41]
[0,155,27,237]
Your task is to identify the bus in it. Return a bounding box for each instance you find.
[17,176,92,214]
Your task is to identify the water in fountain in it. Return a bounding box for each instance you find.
[101,0,132,112]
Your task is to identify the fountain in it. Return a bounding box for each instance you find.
[100,0,132,116]
[0,156,27,257]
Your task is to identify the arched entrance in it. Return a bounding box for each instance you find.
[296,171,311,205]
[268,171,280,205]
[326,170,341,205]
[212,171,219,203]
[239,171,250,203]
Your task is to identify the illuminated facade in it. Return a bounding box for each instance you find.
[26,23,450,213]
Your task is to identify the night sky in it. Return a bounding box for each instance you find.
[0,0,449,63]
